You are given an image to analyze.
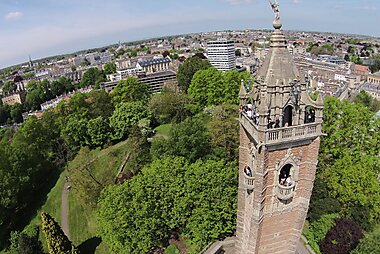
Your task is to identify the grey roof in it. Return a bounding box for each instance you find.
[256,29,301,87]
[138,58,171,67]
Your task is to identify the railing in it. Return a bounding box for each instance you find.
[243,174,255,190]
[266,123,321,145]
[240,113,322,145]
[277,183,295,200]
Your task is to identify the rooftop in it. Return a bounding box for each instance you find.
[138,58,171,67]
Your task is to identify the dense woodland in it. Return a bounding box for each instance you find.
[0,56,379,254]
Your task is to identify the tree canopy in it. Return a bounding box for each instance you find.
[97,157,237,254]
[188,68,251,108]
[176,56,211,93]
[110,77,151,105]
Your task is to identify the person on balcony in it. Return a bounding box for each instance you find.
[285,176,293,187]
[274,115,280,128]
[244,166,253,177]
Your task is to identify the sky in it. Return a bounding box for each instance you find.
[0,0,379,68]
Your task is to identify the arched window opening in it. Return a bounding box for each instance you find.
[279,164,294,187]
[305,106,316,124]
[282,105,293,127]
[244,166,253,177]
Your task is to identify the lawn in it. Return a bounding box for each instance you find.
[19,139,131,254]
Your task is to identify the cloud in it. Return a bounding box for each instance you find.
[292,0,302,4]
[4,11,23,21]
[225,0,253,5]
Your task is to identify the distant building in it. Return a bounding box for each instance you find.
[107,68,138,82]
[136,58,171,74]
[138,70,177,93]
[2,92,25,106]
[367,72,380,85]
[207,39,236,71]
[357,82,380,101]
[352,64,370,81]
[101,70,177,94]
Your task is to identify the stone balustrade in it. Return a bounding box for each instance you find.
[243,174,255,190]
[277,183,295,200]
[240,113,322,145]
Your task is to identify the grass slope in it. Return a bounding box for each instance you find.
[20,140,131,254]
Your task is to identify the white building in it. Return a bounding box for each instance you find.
[207,39,236,71]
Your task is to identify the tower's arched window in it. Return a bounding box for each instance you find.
[304,106,316,124]
[282,105,293,127]
[279,164,293,186]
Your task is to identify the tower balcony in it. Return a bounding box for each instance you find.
[243,174,255,190]
[277,182,295,201]
[240,113,322,146]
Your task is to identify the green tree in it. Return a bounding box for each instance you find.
[177,56,211,93]
[148,89,190,124]
[207,104,239,161]
[86,116,110,147]
[188,68,251,108]
[97,157,237,254]
[304,214,339,254]
[41,212,77,254]
[109,101,151,140]
[369,54,380,73]
[323,155,380,224]
[2,81,16,94]
[151,116,210,163]
[103,62,117,75]
[80,67,106,88]
[111,77,151,105]
[351,226,380,254]
[10,103,23,123]
[354,90,380,112]
[9,226,44,254]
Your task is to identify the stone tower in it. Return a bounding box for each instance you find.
[235,15,324,254]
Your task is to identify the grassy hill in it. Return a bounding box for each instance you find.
[18,139,132,254]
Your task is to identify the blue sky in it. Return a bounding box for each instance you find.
[0,0,379,68]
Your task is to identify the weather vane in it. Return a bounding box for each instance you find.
[268,0,280,21]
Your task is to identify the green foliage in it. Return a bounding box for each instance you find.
[80,67,106,88]
[350,55,363,65]
[109,101,151,141]
[164,244,180,254]
[41,212,76,254]
[369,54,380,73]
[97,157,237,254]
[310,96,380,232]
[207,104,239,161]
[148,89,190,124]
[111,77,151,105]
[10,103,23,123]
[351,225,380,254]
[304,214,339,254]
[309,44,335,55]
[103,62,117,75]
[177,56,211,93]
[86,116,111,147]
[151,116,210,163]
[2,81,16,94]
[188,68,251,108]
[324,154,380,224]
[8,226,44,254]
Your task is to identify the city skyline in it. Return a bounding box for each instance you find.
[1,0,379,68]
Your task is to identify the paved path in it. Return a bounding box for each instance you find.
[61,180,70,237]
[296,239,312,254]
